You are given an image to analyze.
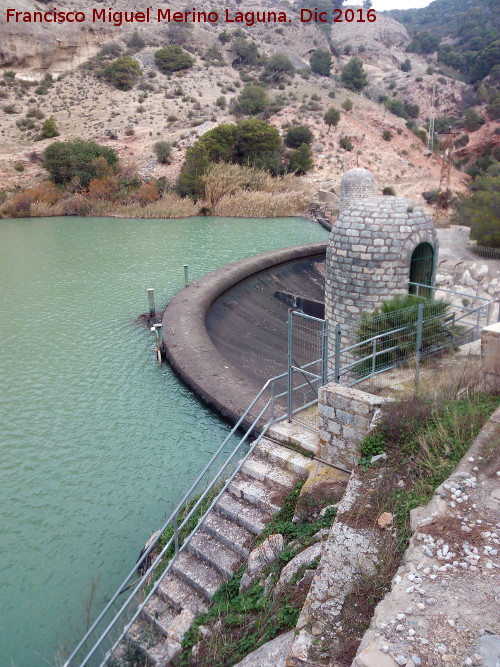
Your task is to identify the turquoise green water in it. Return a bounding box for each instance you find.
[0,215,328,666]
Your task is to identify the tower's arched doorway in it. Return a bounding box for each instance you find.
[409,242,434,293]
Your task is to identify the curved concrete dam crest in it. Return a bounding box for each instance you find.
[161,242,328,426]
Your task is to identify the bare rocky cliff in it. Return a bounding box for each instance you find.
[0,0,118,72]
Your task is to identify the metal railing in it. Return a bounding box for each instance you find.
[63,361,326,667]
[65,283,496,665]
[469,245,500,261]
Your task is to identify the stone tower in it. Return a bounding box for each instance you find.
[325,168,438,375]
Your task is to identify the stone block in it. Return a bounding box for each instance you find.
[335,409,354,425]
[319,404,335,420]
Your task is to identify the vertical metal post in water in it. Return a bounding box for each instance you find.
[287,309,293,422]
[183,265,189,287]
[321,320,329,386]
[414,303,424,392]
[147,288,155,318]
[334,324,341,383]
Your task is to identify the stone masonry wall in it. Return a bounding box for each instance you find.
[318,383,388,469]
[325,196,437,376]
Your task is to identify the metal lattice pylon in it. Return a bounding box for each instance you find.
[434,128,460,226]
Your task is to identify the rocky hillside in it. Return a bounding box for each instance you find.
[0,0,490,213]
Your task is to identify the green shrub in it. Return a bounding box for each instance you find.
[232,85,268,115]
[231,38,259,67]
[407,31,440,55]
[43,139,118,188]
[41,117,59,138]
[264,53,294,82]
[341,57,368,91]
[452,173,500,248]
[354,295,456,376]
[323,106,340,132]
[177,144,210,198]
[154,46,194,74]
[383,186,395,195]
[27,107,44,119]
[339,136,353,151]
[463,108,485,132]
[342,98,353,112]
[310,49,332,77]
[14,162,24,172]
[103,55,142,90]
[288,143,313,174]
[154,140,172,164]
[284,125,313,148]
[382,130,392,141]
[218,30,231,44]
[127,31,145,53]
[400,58,412,72]
[422,189,439,204]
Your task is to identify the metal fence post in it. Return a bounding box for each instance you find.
[321,320,329,385]
[287,309,293,422]
[183,265,189,287]
[270,380,275,425]
[371,338,377,377]
[334,324,341,383]
[414,303,424,392]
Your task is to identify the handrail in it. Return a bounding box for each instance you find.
[64,373,286,667]
[65,287,495,666]
[101,403,273,667]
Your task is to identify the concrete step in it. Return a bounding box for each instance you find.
[171,551,225,600]
[266,422,319,456]
[126,617,181,666]
[242,452,300,491]
[229,472,283,514]
[215,492,272,535]
[202,511,254,558]
[157,571,208,615]
[187,530,242,578]
[257,437,313,475]
[142,596,176,637]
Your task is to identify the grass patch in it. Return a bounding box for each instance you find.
[174,482,337,667]
[143,484,223,588]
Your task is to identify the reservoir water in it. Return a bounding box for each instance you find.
[0,215,328,666]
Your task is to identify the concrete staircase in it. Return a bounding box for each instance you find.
[112,437,312,666]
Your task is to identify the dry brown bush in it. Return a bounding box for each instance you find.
[30,201,64,217]
[88,176,120,202]
[61,194,93,216]
[135,181,160,206]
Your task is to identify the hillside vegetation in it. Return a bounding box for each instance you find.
[0,0,498,231]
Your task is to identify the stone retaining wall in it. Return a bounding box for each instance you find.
[318,383,388,468]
